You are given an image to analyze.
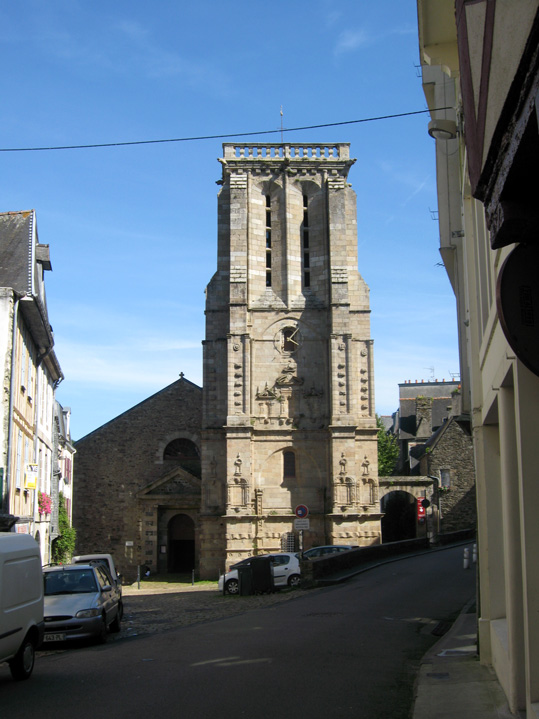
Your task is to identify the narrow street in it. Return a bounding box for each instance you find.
[0,546,475,719]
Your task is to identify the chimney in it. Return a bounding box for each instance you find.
[415,396,433,439]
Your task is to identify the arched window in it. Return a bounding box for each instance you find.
[163,439,201,478]
[283,450,296,479]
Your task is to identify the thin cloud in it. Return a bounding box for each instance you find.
[335,29,370,55]
[334,24,416,56]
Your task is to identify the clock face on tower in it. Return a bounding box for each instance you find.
[276,326,301,354]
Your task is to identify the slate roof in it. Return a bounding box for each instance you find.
[398,381,459,440]
[0,210,35,294]
[0,210,62,380]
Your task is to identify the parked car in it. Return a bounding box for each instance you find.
[72,553,122,591]
[0,534,44,680]
[218,553,301,594]
[72,553,123,618]
[302,545,358,559]
[42,563,122,644]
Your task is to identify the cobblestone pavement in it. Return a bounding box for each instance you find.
[115,581,309,642]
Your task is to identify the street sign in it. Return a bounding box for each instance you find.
[295,504,309,518]
[294,518,310,530]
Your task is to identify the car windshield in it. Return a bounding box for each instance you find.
[44,569,98,596]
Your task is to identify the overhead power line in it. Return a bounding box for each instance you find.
[0,108,451,153]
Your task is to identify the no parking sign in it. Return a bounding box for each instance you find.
[295,504,309,518]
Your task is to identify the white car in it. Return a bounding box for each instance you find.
[218,553,301,594]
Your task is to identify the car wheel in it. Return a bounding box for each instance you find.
[110,607,121,633]
[96,615,108,644]
[9,636,36,681]
[288,574,301,588]
[225,578,239,595]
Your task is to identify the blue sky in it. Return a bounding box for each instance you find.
[0,1,459,440]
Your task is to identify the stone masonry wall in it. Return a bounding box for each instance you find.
[73,378,202,582]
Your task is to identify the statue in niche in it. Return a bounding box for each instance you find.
[234,454,242,476]
[339,452,347,476]
[362,456,370,476]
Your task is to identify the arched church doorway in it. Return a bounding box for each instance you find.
[168,514,195,572]
[381,491,417,542]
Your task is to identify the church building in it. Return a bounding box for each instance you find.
[199,143,381,579]
[73,142,381,582]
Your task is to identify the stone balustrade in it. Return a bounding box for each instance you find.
[222,143,350,161]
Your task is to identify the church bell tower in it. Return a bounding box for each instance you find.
[199,143,381,579]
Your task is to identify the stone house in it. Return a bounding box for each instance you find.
[413,415,476,533]
[73,377,202,582]
[395,379,460,473]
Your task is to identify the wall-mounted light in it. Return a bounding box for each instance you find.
[428,119,457,140]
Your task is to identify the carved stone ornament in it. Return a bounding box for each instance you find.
[256,383,280,400]
[275,363,304,387]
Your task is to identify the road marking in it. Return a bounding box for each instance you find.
[191,656,240,666]
[216,658,272,667]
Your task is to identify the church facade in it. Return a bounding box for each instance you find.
[199,143,381,579]
[73,142,381,582]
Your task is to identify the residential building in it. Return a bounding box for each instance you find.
[417,2,539,714]
[395,379,461,472]
[0,210,63,562]
[53,401,75,539]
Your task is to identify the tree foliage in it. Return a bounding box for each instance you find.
[52,492,76,564]
[376,414,399,477]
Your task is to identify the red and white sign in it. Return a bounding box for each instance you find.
[417,499,426,520]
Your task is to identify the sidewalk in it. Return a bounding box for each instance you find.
[411,600,516,719]
[316,543,517,718]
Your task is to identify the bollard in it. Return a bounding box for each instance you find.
[192,569,195,586]
[463,547,470,569]
[472,543,477,563]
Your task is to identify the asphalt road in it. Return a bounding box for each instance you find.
[0,546,475,719]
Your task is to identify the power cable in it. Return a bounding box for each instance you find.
[0,107,451,153]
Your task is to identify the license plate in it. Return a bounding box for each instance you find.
[44,633,65,642]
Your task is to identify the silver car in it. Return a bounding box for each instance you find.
[43,564,122,644]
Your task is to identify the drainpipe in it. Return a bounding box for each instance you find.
[427,474,441,539]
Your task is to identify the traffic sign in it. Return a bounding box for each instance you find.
[294,518,310,530]
[295,504,309,518]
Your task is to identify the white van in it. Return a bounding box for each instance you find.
[0,534,44,680]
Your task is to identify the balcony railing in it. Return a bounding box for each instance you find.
[222,143,350,161]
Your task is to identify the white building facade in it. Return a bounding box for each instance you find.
[417,2,539,715]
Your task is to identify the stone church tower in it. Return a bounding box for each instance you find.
[199,143,381,579]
